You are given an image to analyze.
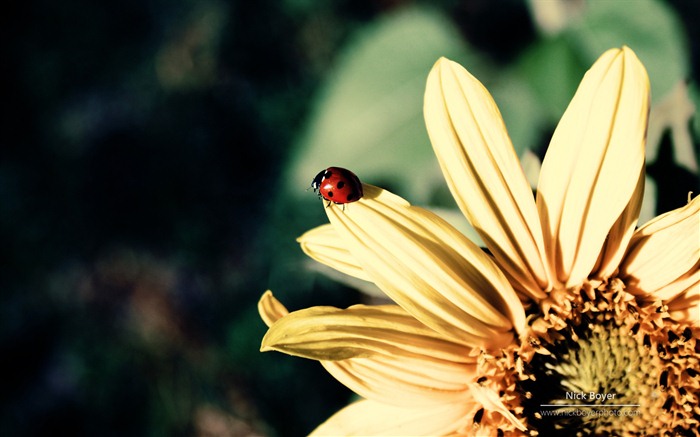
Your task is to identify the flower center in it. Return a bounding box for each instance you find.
[477,278,700,436]
[519,320,653,435]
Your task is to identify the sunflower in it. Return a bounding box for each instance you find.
[259,46,700,436]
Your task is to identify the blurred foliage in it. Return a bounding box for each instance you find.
[1,0,698,436]
[287,6,476,205]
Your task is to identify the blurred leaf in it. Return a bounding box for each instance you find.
[568,0,688,99]
[527,0,587,36]
[648,81,698,173]
[287,7,481,204]
[503,0,688,157]
[690,81,700,147]
[511,36,585,139]
[639,175,657,226]
[488,71,547,156]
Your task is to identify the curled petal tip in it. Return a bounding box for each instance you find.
[258,290,289,328]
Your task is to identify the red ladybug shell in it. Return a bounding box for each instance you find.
[311,167,363,204]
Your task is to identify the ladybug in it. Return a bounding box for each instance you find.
[311,167,363,205]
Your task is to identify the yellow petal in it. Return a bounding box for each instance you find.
[257,290,289,328]
[652,266,700,302]
[468,383,527,432]
[260,304,475,361]
[310,399,474,436]
[322,353,476,407]
[306,262,387,299]
[592,169,645,279]
[537,47,650,287]
[667,281,700,326]
[424,57,550,301]
[325,184,526,349]
[298,224,371,282]
[619,195,700,298]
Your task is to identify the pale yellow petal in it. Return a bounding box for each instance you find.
[619,195,700,298]
[468,383,527,432]
[592,169,645,279]
[260,304,474,361]
[667,281,700,326]
[260,294,477,407]
[306,262,387,299]
[424,57,550,301]
[325,184,526,349]
[298,224,371,282]
[310,399,474,436]
[257,290,289,328]
[537,47,650,287]
[651,266,700,302]
[322,354,475,407]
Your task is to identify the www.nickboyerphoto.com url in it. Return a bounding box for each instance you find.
[537,408,642,418]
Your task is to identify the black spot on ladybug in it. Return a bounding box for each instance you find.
[327,191,333,197]
[336,181,345,189]
[346,191,357,201]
